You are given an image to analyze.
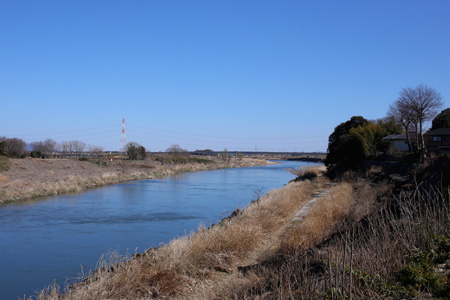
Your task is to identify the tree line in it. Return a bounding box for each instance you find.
[0,137,104,159]
[326,84,445,174]
[0,138,198,162]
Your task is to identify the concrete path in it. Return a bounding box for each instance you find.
[293,190,329,222]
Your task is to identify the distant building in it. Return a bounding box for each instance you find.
[382,133,416,152]
[424,128,450,155]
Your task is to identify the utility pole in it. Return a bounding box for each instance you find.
[120,118,126,152]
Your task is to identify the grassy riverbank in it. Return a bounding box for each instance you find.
[29,165,387,299]
[21,157,450,299]
[0,156,271,204]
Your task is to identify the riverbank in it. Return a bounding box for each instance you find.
[32,165,385,299]
[0,156,272,204]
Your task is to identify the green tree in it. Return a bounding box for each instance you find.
[351,119,402,155]
[328,133,367,170]
[126,142,146,160]
[431,108,450,129]
[326,116,400,173]
[325,116,369,169]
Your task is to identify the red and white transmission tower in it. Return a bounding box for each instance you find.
[120,118,126,152]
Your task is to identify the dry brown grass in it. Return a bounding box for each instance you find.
[288,164,326,177]
[281,182,355,250]
[222,181,450,299]
[215,178,387,299]
[0,174,9,182]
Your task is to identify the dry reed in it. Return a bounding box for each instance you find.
[226,184,450,299]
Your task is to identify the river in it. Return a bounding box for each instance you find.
[0,160,317,299]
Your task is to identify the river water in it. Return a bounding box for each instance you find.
[0,160,317,299]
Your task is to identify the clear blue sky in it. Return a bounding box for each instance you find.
[1,1,449,152]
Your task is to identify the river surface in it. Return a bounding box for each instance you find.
[0,160,317,299]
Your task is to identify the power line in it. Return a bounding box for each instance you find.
[7,124,118,137]
[128,123,328,140]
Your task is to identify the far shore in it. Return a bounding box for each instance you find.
[0,156,274,204]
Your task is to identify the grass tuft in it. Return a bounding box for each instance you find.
[0,155,11,171]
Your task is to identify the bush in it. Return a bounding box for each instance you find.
[396,235,450,298]
[125,142,146,160]
[294,171,318,181]
[0,156,11,171]
[30,151,45,158]
[155,154,213,165]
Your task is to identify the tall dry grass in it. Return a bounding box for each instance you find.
[226,185,450,299]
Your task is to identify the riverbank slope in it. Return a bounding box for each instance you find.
[32,165,386,299]
[0,156,271,204]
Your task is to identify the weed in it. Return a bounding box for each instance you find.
[0,155,11,171]
[395,235,450,298]
[295,170,318,181]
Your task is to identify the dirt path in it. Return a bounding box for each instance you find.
[245,183,334,265]
[293,189,330,222]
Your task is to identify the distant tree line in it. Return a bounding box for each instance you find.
[0,137,105,159]
[0,135,154,163]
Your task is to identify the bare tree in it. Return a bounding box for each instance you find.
[30,139,57,158]
[222,148,231,163]
[30,141,46,158]
[388,101,415,152]
[88,144,104,161]
[390,85,443,157]
[4,138,27,158]
[72,140,86,157]
[166,144,188,155]
[59,141,73,157]
[44,139,57,157]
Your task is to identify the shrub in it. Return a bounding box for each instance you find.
[0,156,11,171]
[294,171,318,181]
[155,154,213,165]
[396,235,450,298]
[125,142,146,160]
[0,140,6,156]
[30,151,45,158]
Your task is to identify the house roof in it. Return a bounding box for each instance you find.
[382,133,416,140]
[425,128,450,136]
